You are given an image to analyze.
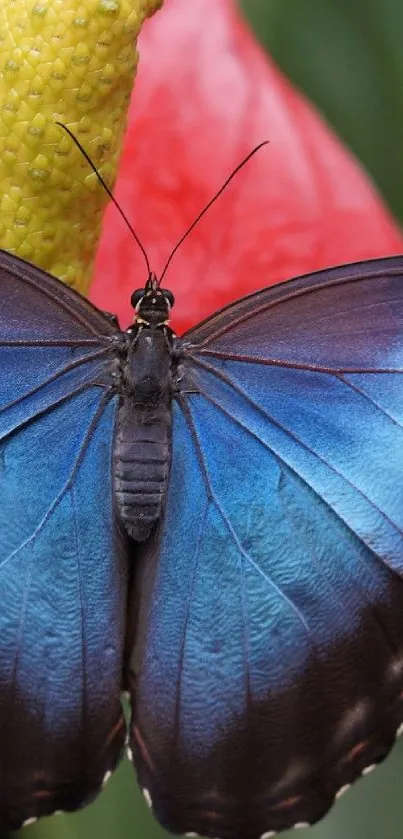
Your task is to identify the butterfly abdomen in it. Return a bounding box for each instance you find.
[115,406,171,541]
[115,327,173,542]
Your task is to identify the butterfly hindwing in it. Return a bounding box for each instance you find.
[129,257,403,839]
[0,251,127,827]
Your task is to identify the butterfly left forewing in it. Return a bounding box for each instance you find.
[128,256,403,839]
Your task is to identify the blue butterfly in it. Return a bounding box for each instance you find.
[0,239,402,838]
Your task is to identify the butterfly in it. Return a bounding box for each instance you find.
[0,235,403,839]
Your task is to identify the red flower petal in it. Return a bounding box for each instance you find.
[91,0,403,333]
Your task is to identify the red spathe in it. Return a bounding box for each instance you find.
[91,0,403,333]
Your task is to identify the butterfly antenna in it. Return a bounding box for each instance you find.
[158,140,269,285]
[56,122,151,277]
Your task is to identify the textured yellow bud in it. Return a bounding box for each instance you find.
[0,0,163,293]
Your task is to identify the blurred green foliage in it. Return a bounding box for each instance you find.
[12,3,403,839]
[241,0,403,224]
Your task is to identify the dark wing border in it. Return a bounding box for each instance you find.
[0,248,120,341]
[182,255,403,346]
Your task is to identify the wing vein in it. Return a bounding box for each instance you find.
[0,339,109,347]
[71,478,88,763]
[177,395,314,638]
[0,391,114,571]
[188,354,402,540]
[0,381,113,445]
[172,501,210,753]
[192,348,403,376]
[336,373,403,428]
[0,346,113,415]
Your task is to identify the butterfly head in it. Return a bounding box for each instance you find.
[131,272,175,328]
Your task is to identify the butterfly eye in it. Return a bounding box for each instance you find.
[163,290,175,307]
[131,289,145,308]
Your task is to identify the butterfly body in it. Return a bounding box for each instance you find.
[114,279,175,541]
[0,248,402,838]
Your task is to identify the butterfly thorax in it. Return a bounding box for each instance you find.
[114,282,174,542]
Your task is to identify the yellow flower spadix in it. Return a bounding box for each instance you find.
[0,0,162,293]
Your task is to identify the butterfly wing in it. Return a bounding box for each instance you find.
[128,257,403,839]
[0,251,127,828]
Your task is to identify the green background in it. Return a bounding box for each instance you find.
[12,2,403,839]
[241,0,403,224]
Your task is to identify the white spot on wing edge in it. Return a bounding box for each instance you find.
[293,823,310,830]
[127,746,134,762]
[260,832,277,839]
[143,787,152,809]
[362,763,377,775]
[387,656,403,680]
[102,769,113,788]
[336,783,351,799]
[397,722,403,738]
[185,834,199,837]
[22,817,37,827]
